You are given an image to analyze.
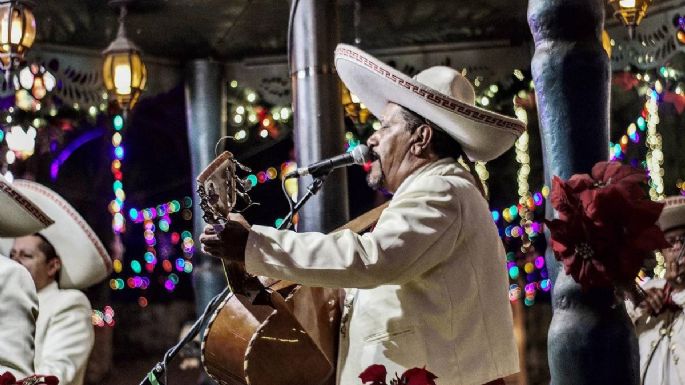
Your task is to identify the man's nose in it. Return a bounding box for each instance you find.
[366,132,378,147]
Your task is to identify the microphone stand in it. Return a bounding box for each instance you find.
[137,286,230,385]
[137,172,330,384]
[279,171,329,230]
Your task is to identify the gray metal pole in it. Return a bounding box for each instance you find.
[184,59,227,322]
[528,0,639,383]
[291,0,349,232]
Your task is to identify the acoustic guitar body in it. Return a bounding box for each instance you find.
[201,284,342,385]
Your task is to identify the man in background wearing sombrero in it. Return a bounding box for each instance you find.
[201,44,523,385]
[628,196,685,384]
[0,175,53,379]
[1,180,112,385]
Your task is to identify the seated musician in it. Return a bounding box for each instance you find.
[200,44,524,385]
[628,196,685,384]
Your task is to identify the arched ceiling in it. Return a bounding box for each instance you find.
[33,0,530,61]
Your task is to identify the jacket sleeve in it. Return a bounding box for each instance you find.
[35,291,94,384]
[0,259,38,378]
[245,174,466,288]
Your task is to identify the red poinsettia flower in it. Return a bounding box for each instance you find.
[359,365,437,385]
[399,367,438,385]
[0,372,16,385]
[359,364,388,385]
[546,161,670,290]
[0,373,60,385]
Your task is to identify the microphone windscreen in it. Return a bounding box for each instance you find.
[351,144,372,164]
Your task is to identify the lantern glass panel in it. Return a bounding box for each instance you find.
[21,7,35,49]
[103,54,114,90]
[111,53,133,95]
[140,61,147,90]
[130,52,142,88]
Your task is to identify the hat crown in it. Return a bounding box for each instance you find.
[658,195,685,232]
[413,66,476,106]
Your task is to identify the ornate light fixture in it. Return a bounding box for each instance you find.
[608,0,653,39]
[14,63,55,100]
[102,1,146,110]
[341,82,369,127]
[0,0,36,71]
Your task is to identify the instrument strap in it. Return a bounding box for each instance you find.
[334,201,390,233]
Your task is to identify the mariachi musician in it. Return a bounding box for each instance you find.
[201,44,524,385]
[0,174,53,379]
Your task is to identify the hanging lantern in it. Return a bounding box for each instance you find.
[102,4,146,110]
[608,0,653,39]
[341,82,369,126]
[14,63,56,100]
[0,0,36,71]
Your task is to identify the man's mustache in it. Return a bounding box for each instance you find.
[370,150,380,161]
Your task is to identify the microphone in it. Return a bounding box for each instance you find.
[286,144,372,178]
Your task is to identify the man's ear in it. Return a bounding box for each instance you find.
[411,124,433,156]
[47,258,61,280]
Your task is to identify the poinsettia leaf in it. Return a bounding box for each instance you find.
[592,161,646,185]
[400,367,438,385]
[550,176,572,214]
[566,173,594,193]
[359,364,387,384]
[0,372,16,385]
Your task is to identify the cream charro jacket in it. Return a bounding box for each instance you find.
[245,158,519,385]
[35,281,94,385]
[0,256,38,378]
[628,278,685,385]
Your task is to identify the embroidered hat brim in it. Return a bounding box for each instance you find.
[334,44,525,162]
[0,175,53,238]
[659,196,685,232]
[0,181,112,289]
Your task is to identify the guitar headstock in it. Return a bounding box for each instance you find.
[196,151,254,230]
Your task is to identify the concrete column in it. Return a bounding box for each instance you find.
[291,0,349,232]
[528,0,638,383]
[184,59,227,321]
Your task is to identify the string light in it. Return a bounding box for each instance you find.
[474,162,489,198]
[644,89,664,200]
[110,114,126,234]
[91,306,115,327]
[111,197,195,303]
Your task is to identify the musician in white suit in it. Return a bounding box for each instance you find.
[628,196,685,385]
[1,181,112,385]
[201,44,524,385]
[0,175,54,378]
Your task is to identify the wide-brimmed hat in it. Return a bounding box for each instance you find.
[659,196,685,232]
[0,180,112,289]
[334,44,526,161]
[0,174,53,237]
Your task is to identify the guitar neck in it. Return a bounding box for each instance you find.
[222,261,264,296]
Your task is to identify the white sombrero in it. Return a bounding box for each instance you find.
[334,44,526,161]
[0,174,53,237]
[659,196,685,232]
[0,180,112,289]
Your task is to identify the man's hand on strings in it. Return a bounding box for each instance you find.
[639,287,666,315]
[200,213,251,263]
[665,257,685,290]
